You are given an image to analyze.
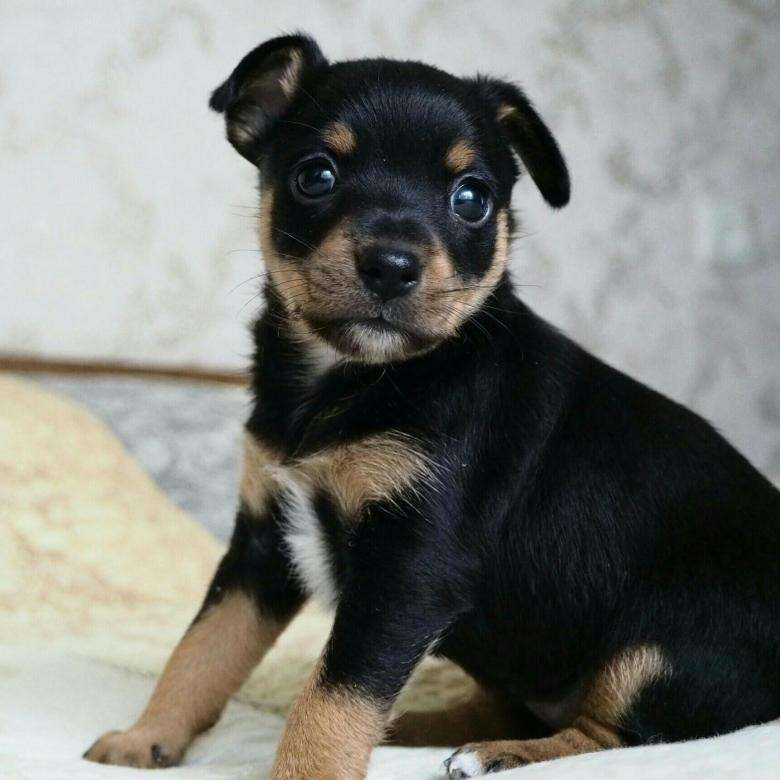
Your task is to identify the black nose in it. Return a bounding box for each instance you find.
[355,245,421,302]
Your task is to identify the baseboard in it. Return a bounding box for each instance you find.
[0,353,247,386]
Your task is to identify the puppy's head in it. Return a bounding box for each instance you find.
[211,34,569,363]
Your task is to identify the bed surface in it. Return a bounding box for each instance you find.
[32,374,247,541]
[4,372,779,779]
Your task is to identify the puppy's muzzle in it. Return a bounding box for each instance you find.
[355,244,421,302]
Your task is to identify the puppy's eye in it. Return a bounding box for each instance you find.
[451,179,492,224]
[294,158,337,199]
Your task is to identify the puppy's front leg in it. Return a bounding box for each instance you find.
[271,659,386,780]
[84,435,306,768]
[271,520,455,779]
[271,614,440,779]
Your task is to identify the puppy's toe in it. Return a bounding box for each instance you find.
[444,747,485,778]
[444,742,527,777]
[83,728,184,768]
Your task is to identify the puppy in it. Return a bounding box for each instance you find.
[85,34,780,778]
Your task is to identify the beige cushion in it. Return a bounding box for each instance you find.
[0,373,470,713]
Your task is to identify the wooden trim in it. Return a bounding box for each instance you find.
[0,353,247,386]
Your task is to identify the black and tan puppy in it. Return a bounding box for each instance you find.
[85,34,780,778]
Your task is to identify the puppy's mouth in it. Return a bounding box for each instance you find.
[305,313,439,363]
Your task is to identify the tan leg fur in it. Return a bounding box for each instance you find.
[84,588,286,767]
[445,644,670,776]
[271,662,386,780]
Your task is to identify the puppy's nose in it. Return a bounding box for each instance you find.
[356,245,421,302]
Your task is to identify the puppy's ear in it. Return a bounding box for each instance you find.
[209,34,327,163]
[476,79,570,208]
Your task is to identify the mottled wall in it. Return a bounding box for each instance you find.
[1,1,778,471]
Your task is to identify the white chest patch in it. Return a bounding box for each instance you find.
[276,470,338,608]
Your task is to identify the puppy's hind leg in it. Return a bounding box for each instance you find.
[388,686,548,747]
[444,644,667,777]
[443,716,622,777]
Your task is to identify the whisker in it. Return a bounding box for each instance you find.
[228,274,266,294]
[278,118,321,133]
[237,292,265,317]
[428,284,499,295]
[296,84,329,117]
[271,227,321,254]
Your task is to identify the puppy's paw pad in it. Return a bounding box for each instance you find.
[83,729,184,769]
[444,748,485,778]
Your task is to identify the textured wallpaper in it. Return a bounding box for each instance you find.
[1,1,778,471]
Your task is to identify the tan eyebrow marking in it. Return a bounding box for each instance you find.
[445,139,477,173]
[321,121,357,155]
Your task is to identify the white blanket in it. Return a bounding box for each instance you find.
[3,646,780,780]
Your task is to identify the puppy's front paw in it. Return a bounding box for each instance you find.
[83,728,185,768]
[444,743,526,777]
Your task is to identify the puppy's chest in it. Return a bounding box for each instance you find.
[240,431,431,606]
[274,464,340,607]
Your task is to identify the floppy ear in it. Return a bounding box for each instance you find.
[476,79,570,208]
[209,34,327,163]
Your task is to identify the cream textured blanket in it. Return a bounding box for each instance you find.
[1,373,778,779]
